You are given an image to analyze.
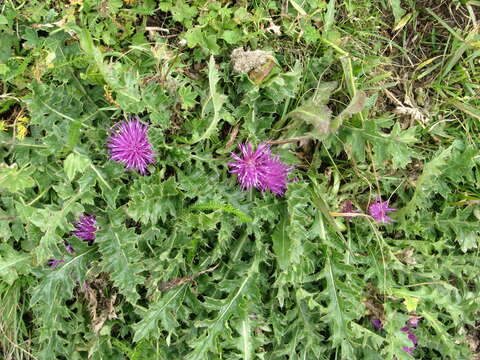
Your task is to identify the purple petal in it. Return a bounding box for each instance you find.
[401,324,419,347]
[229,143,291,196]
[371,318,383,330]
[46,258,65,268]
[106,118,156,174]
[408,332,418,346]
[368,198,396,224]
[407,316,421,329]
[64,242,75,254]
[341,200,361,220]
[72,214,99,244]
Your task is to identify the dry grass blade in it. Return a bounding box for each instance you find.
[80,275,118,333]
[158,264,219,291]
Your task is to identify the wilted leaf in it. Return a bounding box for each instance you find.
[393,13,413,31]
[331,90,367,131]
[248,58,276,84]
[403,295,420,312]
[313,81,338,105]
[388,0,406,24]
[287,102,332,138]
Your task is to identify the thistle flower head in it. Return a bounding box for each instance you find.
[64,242,75,255]
[46,258,65,268]
[372,316,420,355]
[341,200,361,221]
[107,116,155,175]
[72,214,98,245]
[401,326,418,346]
[407,316,421,329]
[368,198,396,224]
[400,317,420,355]
[228,143,291,196]
[371,318,383,330]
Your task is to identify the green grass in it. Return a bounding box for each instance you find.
[0,0,479,359]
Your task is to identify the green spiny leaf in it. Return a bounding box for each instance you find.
[272,212,291,271]
[191,55,226,143]
[321,248,363,358]
[97,222,145,304]
[133,285,187,342]
[127,176,183,225]
[31,249,94,359]
[0,163,35,193]
[189,201,252,223]
[64,152,91,181]
[0,244,31,284]
[186,259,258,360]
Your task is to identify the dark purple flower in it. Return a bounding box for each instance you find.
[372,317,420,355]
[371,318,383,330]
[228,143,291,196]
[341,200,361,220]
[368,198,396,224]
[72,214,98,245]
[64,242,75,254]
[401,326,418,346]
[400,318,420,355]
[407,316,421,329]
[46,258,65,268]
[106,117,156,175]
[409,332,418,346]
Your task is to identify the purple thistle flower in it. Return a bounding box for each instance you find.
[341,200,361,220]
[368,198,396,224]
[46,258,65,268]
[64,242,75,254]
[401,326,418,346]
[228,143,291,196]
[371,318,383,330]
[407,316,421,329]
[72,214,98,245]
[372,317,420,355]
[400,317,420,355]
[106,117,156,175]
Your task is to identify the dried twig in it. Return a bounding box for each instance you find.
[145,27,170,33]
[0,217,16,221]
[0,321,38,360]
[266,136,312,145]
[158,264,219,291]
[225,125,239,149]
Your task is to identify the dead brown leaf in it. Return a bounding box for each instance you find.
[80,273,117,333]
[158,264,219,292]
[225,125,239,149]
[266,19,282,35]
